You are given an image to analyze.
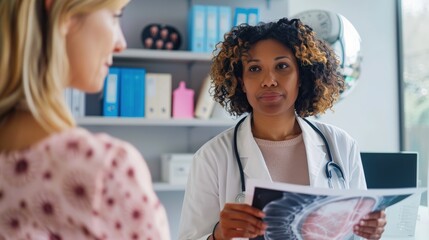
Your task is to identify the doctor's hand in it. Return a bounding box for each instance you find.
[213,203,267,240]
[353,210,386,239]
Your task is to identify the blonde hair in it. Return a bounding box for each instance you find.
[0,0,127,132]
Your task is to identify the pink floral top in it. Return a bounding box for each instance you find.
[0,128,170,240]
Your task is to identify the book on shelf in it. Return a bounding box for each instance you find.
[64,88,72,109]
[103,67,120,117]
[120,68,146,117]
[233,7,260,27]
[195,75,216,119]
[234,7,248,26]
[64,88,85,118]
[205,6,218,52]
[218,6,232,43]
[189,5,206,52]
[75,90,85,117]
[247,8,260,26]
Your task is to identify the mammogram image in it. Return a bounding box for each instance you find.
[251,187,410,240]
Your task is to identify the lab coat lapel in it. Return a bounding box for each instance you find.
[237,115,272,182]
[297,117,326,186]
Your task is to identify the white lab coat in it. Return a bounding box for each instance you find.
[178,115,366,240]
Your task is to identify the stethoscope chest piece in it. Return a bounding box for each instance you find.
[235,192,246,203]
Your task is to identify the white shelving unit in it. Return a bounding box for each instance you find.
[114,49,212,63]
[77,117,236,127]
[154,182,186,191]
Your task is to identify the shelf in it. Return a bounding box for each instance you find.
[76,116,236,127]
[113,49,213,63]
[153,182,186,191]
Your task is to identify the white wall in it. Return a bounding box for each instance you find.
[288,0,400,152]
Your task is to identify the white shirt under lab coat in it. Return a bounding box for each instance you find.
[178,115,366,240]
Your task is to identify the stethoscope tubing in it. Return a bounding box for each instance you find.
[301,118,345,181]
[233,116,247,194]
[233,116,346,194]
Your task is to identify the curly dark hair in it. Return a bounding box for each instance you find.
[210,17,345,117]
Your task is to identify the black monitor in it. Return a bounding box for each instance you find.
[360,152,418,189]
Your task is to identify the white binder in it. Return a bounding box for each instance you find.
[145,73,172,119]
[71,89,85,118]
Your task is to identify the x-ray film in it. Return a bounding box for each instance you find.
[245,179,426,240]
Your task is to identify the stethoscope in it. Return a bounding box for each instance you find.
[233,116,347,203]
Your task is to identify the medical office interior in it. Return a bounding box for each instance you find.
[71,0,429,239]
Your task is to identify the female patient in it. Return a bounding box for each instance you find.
[0,0,169,239]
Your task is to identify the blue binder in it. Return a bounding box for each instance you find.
[103,67,120,117]
[247,8,259,26]
[205,6,218,52]
[120,68,146,117]
[189,5,206,52]
[218,6,232,43]
[234,8,248,26]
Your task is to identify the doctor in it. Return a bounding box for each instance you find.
[179,18,386,240]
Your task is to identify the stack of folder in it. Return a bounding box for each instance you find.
[189,5,260,53]
[102,67,172,119]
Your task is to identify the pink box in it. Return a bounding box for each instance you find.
[173,81,194,118]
